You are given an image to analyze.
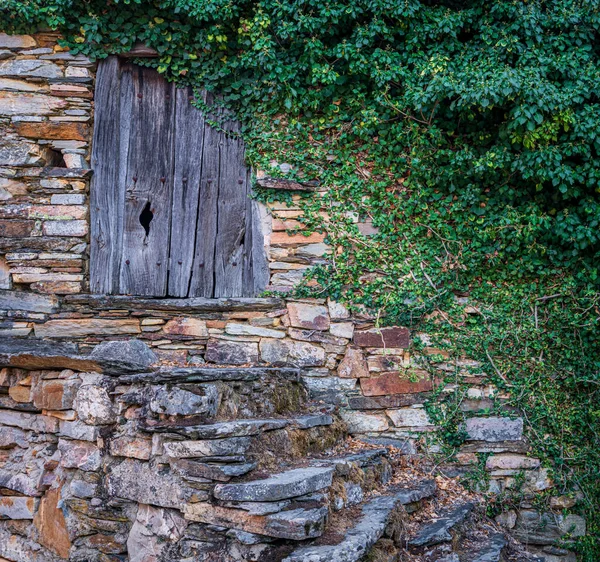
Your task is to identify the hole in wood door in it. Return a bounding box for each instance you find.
[139,201,154,236]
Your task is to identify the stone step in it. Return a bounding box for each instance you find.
[142,413,333,439]
[213,466,335,502]
[183,448,393,542]
[460,532,507,562]
[120,366,302,384]
[409,502,475,547]
[148,414,339,481]
[282,480,438,562]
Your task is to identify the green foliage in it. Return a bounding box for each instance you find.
[3,0,600,556]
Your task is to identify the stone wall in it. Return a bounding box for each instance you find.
[0,32,585,562]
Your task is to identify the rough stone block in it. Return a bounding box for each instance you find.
[0,59,62,78]
[50,193,86,205]
[163,317,208,337]
[327,298,350,320]
[287,302,330,330]
[35,318,140,338]
[386,407,432,428]
[90,339,157,371]
[148,384,219,417]
[463,417,524,442]
[0,409,58,432]
[225,322,286,338]
[205,339,259,365]
[337,347,369,379]
[15,120,88,141]
[42,219,88,237]
[0,496,37,519]
[360,371,433,397]
[0,33,36,49]
[329,322,354,339]
[353,326,410,348]
[31,378,79,410]
[214,466,334,502]
[0,219,33,237]
[109,435,152,460]
[107,459,202,509]
[184,502,328,540]
[485,454,540,471]
[163,437,250,459]
[260,338,325,367]
[127,504,187,562]
[75,384,116,425]
[33,487,71,558]
[28,205,87,220]
[58,438,101,471]
[270,232,326,246]
[0,91,66,115]
[340,411,389,433]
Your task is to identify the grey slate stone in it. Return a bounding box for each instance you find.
[106,459,204,510]
[148,384,219,417]
[90,339,157,372]
[291,413,333,429]
[410,502,474,546]
[469,533,507,562]
[283,481,437,561]
[163,437,251,459]
[463,417,523,442]
[213,466,335,502]
[151,418,290,439]
[265,506,328,540]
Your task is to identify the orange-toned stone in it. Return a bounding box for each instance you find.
[163,317,208,337]
[337,347,369,379]
[34,487,72,558]
[353,326,410,348]
[270,231,326,246]
[360,370,432,397]
[31,280,82,294]
[8,384,31,403]
[14,121,89,141]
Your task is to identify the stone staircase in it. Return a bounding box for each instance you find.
[0,341,541,562]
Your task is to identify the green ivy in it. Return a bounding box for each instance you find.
[2,0,600,556]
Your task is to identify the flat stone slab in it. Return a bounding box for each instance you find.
[0,339,99,372]
[64,294,285,312]
[463,417,524,442]
[410,502,474,547]
[184,502,328,540]
[90,339,157,372]
[0,338,159,374]
[163,437,251,459]
[146,418,290,439]
[283,480,437,561]
[120,366,301,384]
[291,413,333,429]
[171,459,256,482]
[468,533,507,562]
[214,466,335,502]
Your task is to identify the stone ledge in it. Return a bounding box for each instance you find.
[63,294,286,312]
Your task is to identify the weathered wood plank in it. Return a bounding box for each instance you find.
[189,94,221,298]
[90,56,125,294]
[168,87,207,297]
[243,198,270,296]
[119,65,175,296]
[214,118,247,297]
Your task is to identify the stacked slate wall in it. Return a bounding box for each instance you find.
[0,32,584,562]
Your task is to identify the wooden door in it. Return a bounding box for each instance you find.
[90,57,268,298]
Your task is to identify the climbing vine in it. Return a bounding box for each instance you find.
[2,0,600,557]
